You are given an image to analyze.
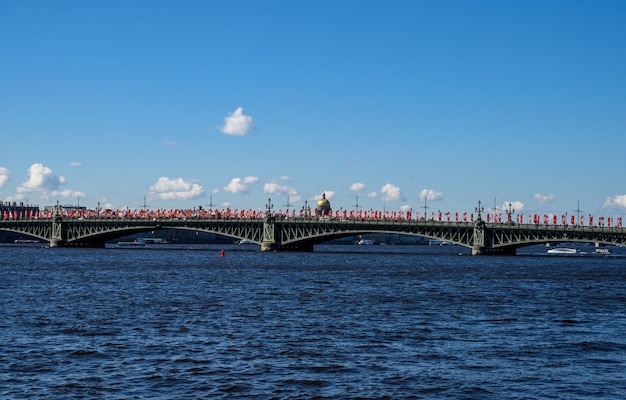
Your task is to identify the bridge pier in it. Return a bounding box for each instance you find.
[261,241,278,252]
[472,246,516,256]
[49,238,63,248]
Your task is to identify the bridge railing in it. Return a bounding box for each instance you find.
[1,208,624,229]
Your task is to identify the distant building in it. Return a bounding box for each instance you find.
[316,193,331,216]
[43,204,86,215]
[0,201,39,219]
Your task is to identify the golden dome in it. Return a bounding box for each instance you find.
[316,193,331,209]
[317,198,330,207]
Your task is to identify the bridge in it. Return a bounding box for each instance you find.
[1,200,626,255]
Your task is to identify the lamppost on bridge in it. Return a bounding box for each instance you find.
[266,198,273,215]
[475,200,484,221]
[302,200,309,218]
[505,202,515,223]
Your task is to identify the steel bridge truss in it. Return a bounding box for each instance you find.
[2,217,626,254]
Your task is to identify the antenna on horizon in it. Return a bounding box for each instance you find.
[283,195,292,212]
[574,198,583,226]
[491,197,499,220]
[353,194,361,214]
[421,195,429,220]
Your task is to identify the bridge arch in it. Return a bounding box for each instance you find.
[2,216,626,254]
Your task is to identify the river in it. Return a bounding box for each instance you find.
[1,243,625,399]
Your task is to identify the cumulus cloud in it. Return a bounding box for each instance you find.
[69,161,81,167]
[534,193,555,203]
[0,167,9,187]
[603,195,626,209]
[52,189,86,199]
[263,182,301,203]
[419,188,443,201]
[17,163,67,193]
[350,182,365,191]
[502,201,525,212]
[220,107,255,136]
[223,176,259,194]
[314,191,336,201]
[381,183,401,202]
[367,191,377,198]
[149,177,204,200]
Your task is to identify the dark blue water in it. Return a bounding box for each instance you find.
[1,243,625,399]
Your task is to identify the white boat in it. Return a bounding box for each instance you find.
[140,238,167,244]
[547,247,578,255]
[356,239,374,245]
[595,247,612,254]
[117,239,146,247]
[14,239,40,244]
[237,239,255,245]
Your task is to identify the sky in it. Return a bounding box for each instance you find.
[1,1,625,218]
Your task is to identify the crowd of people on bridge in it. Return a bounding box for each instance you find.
[0,207,623,228]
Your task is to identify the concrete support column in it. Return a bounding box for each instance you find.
[261,217,277,252]
[50,216,64,248]
[261,241,278,252]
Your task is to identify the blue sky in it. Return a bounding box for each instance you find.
[1,1,625,217]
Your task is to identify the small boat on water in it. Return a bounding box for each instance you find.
[140,238,167,244]
[356,239,374,245]
[595,247,612,254]
[117,237,167,247]
[547,247,578,255]
[14,239,40,244]
[117,239,146,247]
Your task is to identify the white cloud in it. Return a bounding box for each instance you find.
[220,107,255,136]
[534,193,555,203]
[367,191,377,198]
[17,163,67,193]
[381,183,401,202]
[149,177,204,200]
[223,176,258,194]
[419,189,443,201]
[0,167,9,187]
[263,182,301,203]
[603,195,626,209]
[502,201,525,212]
[314,191,335,201]
[350,182,365,191]
[163,139,175,147]
[52,189,86,199]
[69,161,81,167]
[279,176,289,181]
